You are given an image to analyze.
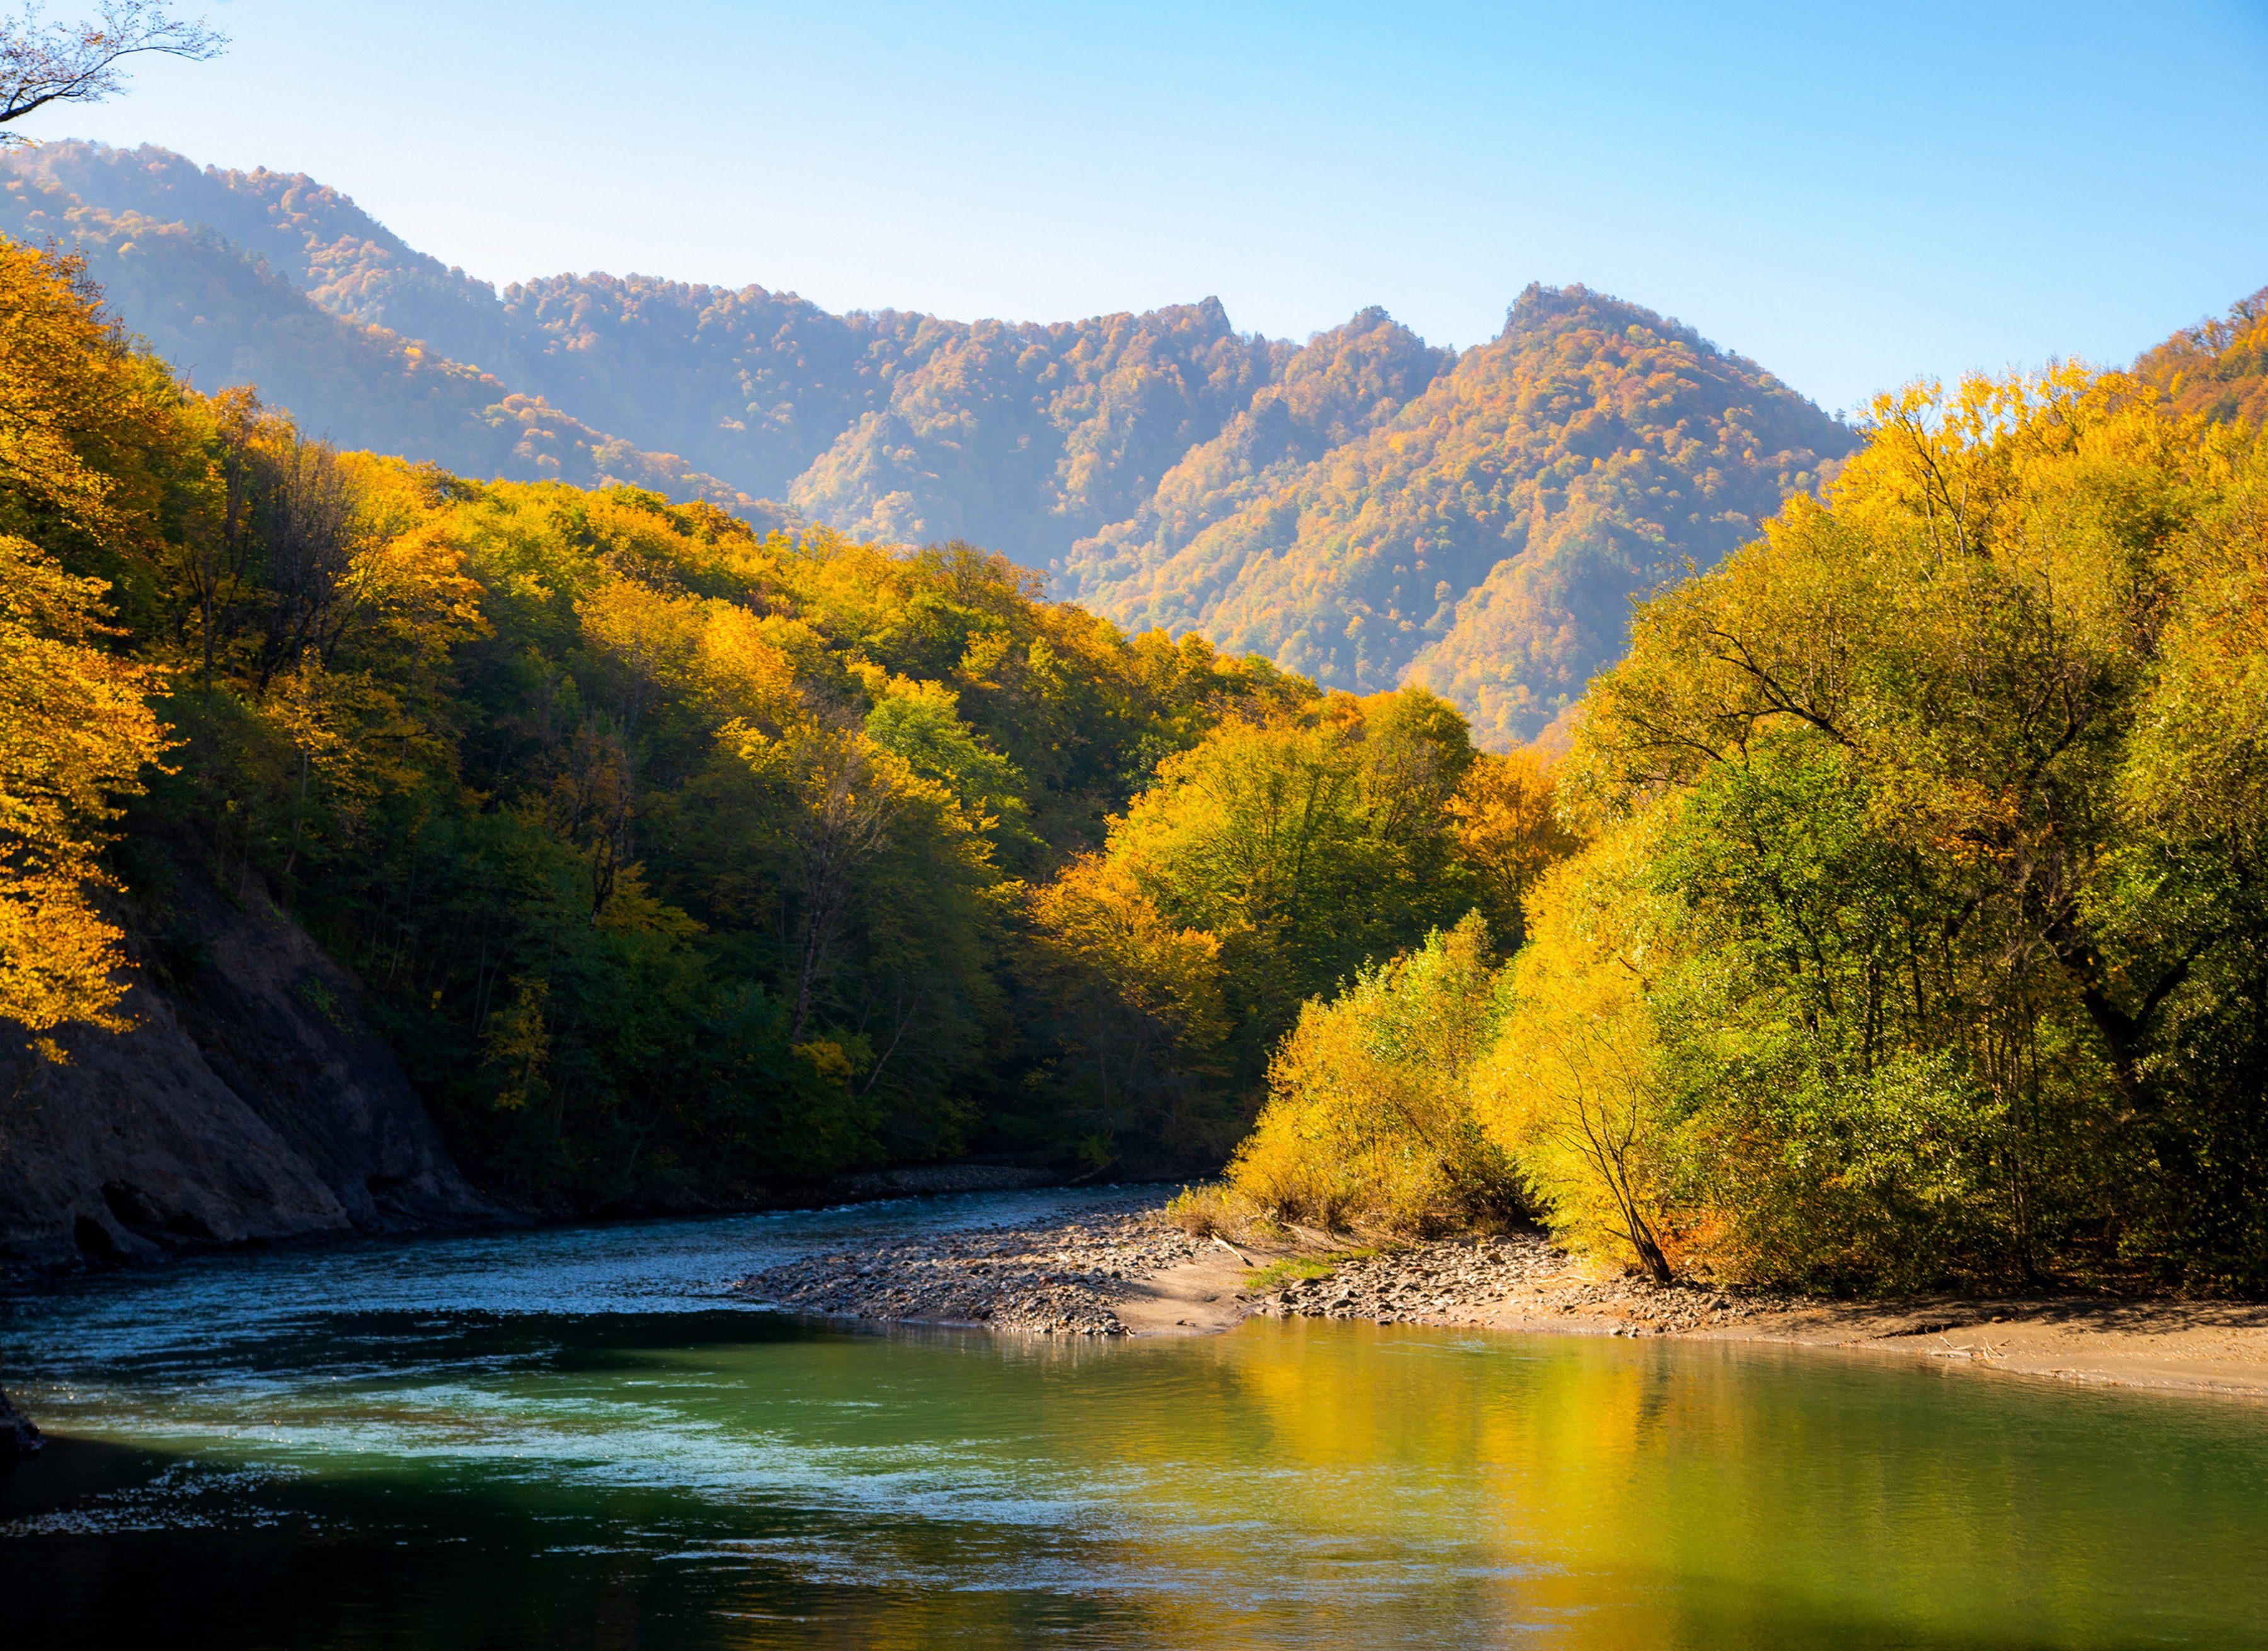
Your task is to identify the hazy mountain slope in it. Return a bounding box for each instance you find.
[2135,286,2267,426]
[0,144,913,492]
[1,140,513,369]
[463,284,1295,562]
[5,145,1297,564]
[487,271,929,496]
[789,300,1291,565]
[1074,285,1856,746]
[1062,307,1452,607]
[0,162,777,515]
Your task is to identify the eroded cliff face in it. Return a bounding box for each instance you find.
[0,873,497,1281]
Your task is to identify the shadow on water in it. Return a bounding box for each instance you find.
[4,1435,1145,1651]
[2,1418,2219,1651]
[59,1305,815,1385]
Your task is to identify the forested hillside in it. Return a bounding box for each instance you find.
[1062,285,1857,746]
[1,239,1535,1213]
[1210,309,2268,1293]
[1065,309,1452,606]
[0,142,1300,555]
[7,157,2263,1282]
[4,143,1855,746]
[2136,286,2268,426]
[0,150,786,521]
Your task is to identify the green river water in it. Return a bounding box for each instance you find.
[3,1188,2264,1649]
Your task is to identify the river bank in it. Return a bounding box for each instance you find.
[735,1194,2268,1397]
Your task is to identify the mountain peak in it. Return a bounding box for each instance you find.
[1500,281,1706,351]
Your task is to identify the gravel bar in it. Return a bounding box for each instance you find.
[736,1203,1206,1335]
[735,1195,1805,1337]
[1252,1235,1807,1334]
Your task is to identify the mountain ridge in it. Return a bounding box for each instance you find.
[1060,283,1855,743]
[4,140,1860,746]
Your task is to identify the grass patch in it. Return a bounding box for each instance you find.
[1244,1258,1337,1291]
[1242,1249,1383,1291]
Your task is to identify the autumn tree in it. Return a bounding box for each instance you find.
[1446,746,1578,948]
[1471,821,1685,1281]
[1,1,223,142]
[2134,287,2268,428]
[0,535,168,1050]
[1231,915,1518,1233]
[0,237,173,1052]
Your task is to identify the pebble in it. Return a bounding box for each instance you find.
[736,1202,1205,1335]
[1251,1235,1801,1332]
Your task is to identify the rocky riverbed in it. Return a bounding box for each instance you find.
[736,1201,1210,1334]
[734,1194,1805,1338]
[731,1195,2268,1394]
[1252,1236,1806,1334]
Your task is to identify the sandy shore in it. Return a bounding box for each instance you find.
[733,1195,2268,1398]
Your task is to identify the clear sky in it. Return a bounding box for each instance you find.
[29,0,2268,414]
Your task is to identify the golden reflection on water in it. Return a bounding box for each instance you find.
[849,1318,2268,1650]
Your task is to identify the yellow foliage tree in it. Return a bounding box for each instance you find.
[694,600,799,729]
[1023,854,1227,1159]
[0,239,141,540]
[1470,818,1684,1280]
[0,535,169,1049]
[1229,913,1516,1233]
[1446,746,1578,947]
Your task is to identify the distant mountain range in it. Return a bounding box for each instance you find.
[2,140,1867,744]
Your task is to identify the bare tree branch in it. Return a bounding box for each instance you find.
[1,1,224,142]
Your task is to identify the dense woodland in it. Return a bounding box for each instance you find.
[3,143,1853,748]
[6,218,2265,1289]
[1220,302,2268,1294]
[1069,284,1856,747]
[0,238,1544,1210]
[2135,285,2268,426]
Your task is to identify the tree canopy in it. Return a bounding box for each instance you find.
[1222,353,2268,1294]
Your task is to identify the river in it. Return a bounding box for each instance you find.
[3,1187,2265,1648]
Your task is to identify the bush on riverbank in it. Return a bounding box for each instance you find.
[1228,915,1522,1233]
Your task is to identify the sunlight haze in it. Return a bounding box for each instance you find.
[30,0,2268,413]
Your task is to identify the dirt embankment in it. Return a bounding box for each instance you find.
[0,868,498,1283]
[736,1197,2268,1398]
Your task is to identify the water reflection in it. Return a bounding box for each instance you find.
[3,1198,2265,1648]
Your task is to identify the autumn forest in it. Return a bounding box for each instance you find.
[3,49,2267,1308]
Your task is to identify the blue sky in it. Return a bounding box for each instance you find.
[32,0,2268,414]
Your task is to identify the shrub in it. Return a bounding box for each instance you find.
[1227,913,1521,1235]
